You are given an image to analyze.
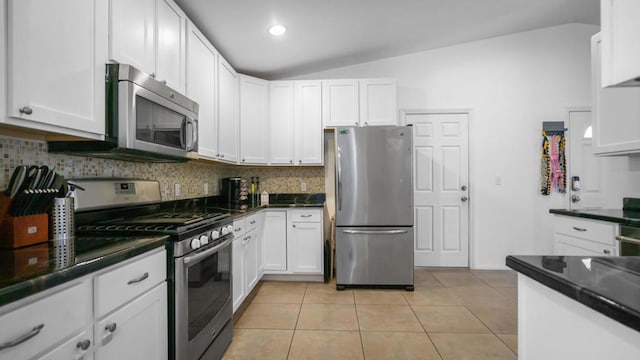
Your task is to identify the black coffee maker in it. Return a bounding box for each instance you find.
[220,177,247,205]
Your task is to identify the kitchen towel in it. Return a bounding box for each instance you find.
[540,130,566,195]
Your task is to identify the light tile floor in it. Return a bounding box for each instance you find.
[223,268,518,360]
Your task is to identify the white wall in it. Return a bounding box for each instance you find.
[291,23,640,269]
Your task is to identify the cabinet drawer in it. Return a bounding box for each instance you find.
[233,217,246,237]
[553,216,616,246]
[289,209,322,223]
[556,234,617,256]
[245,213,259,232]
[94,249,166,317]
[0,280,91,360]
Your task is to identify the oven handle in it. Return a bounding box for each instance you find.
[183,237,232,265]
[615,235,640,246]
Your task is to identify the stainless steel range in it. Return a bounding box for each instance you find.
[71,178,234,360]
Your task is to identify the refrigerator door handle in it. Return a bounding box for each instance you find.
[343,229,409,235]
[337,150,342,211]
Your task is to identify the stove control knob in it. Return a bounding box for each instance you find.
[221,226,230,235]
[199,235,209,245]
[227,224,235,233]
[210,230,220,240]
[190,238,201,250]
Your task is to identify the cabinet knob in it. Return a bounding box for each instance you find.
[290,160,293,163]
[19,106,33,115]
[161,80,167,85]
[77,339,91,351]
[365,122,369,125]
[292,224,296,228]
[220,154,224,158]
[105,323,117,333]
[299,160,302,163]
[169,92,175,99]
[603,249,611,254]
[242,159,245,162]
[150,72,156,78]
[355,122,359,125]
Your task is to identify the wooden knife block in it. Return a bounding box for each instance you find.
[0,193,49,248]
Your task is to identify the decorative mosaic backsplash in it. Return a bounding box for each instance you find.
[0,136,325,200]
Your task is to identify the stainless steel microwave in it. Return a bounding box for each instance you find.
[49,64,199,162]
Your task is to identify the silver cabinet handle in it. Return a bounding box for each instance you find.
[572,227,587,232]
[250,220,256,224]
[105,323,117,333]
[300,214,313,218]
[77,339,91,351]
[102,323,117,346]
[183,238,232,265]
[19,106,33,115]
[235,227,242,232]
[0,324,44,350]
[127,272,149,285]
[603,249,611,254]
[615,235,640,245]
[344,229,409,235]
[246,235,251,240]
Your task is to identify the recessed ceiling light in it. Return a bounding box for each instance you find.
[268,24,286,36]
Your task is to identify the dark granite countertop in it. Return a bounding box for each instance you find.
[0,235,168,307]
[550,208,640,226]
[506,255,640,332]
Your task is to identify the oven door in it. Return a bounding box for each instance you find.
[174,237,232,360]
[119,80,199,158]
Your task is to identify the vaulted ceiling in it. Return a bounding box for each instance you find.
[175,0,600,80]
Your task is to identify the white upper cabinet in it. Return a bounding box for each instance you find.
[5,0,108,139]
[295,81,323,165]
[591,33,640,155]
[217,57,239,162]
[239,74,269,164]
[601,0,640,87]
[109,0,155,76]
[155,0,186,92]
[322,79,360,127]
[322,79,397,128]
[359,78,398,126]
[269,81,296,165]
[269,80,323,165]
[186,21,218,159]
[109,0,186,92]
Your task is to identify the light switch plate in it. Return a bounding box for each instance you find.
[174,183,180,196]
[203,183,209,195]
[301,182,307,191]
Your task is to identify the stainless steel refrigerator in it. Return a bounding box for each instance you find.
[334,125,414,291]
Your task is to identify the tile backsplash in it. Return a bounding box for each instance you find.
[0,136,325,200]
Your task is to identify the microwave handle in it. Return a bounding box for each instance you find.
[188,118,198,152]
[180,118,187,150]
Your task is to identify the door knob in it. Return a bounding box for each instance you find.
[461,196,468,202]
[571,195,580,203]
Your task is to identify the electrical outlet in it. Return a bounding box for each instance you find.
[203,183,209,195]
[301,182,307,191]
[173,183,180,196]
[495,176,502,186]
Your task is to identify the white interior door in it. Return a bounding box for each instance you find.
[567,109,604,209]
[405,112,469,267]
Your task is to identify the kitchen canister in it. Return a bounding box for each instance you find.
[50,197,75,240]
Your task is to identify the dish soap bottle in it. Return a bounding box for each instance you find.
[260,190,269,205]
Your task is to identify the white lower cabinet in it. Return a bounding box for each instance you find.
[263,209,324,275]
[232,213,264,313]
[553,215,618,256]
[263,211,288,271]
[93,283,167,360]
[0,248,167,360]
[232,235,246,312]
[288,211,323,273]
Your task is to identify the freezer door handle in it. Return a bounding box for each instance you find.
[343,229,409,235]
